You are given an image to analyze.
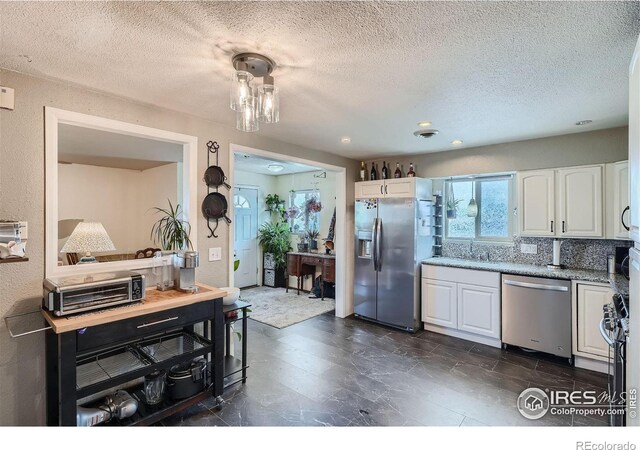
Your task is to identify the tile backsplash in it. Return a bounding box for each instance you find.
[442,236,632,271]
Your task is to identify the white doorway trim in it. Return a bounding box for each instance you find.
[228,143,350,319]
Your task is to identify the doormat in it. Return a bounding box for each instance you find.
[239,286,335,329]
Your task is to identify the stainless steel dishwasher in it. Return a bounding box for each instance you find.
[501,274,572,361]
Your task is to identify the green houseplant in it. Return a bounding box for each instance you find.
[265,193,285,220]
[150,200,192,250]
[258,221,292,288]
[306,228,320,251]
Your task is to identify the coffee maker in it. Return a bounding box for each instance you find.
[173,251,199,293]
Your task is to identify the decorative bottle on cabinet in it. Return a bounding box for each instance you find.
[407,163,416,177]
[394,163,402,178]
[359,161,366,182]
[370,163,378,181]
[381,161,388,179]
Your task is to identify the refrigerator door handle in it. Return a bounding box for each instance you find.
[371,218,378,271]
[376,218,382,272]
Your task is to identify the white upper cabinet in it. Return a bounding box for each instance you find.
[355,178,431,199]
[517,170,556,236]
[606,161,630,240]
[355,180,385,199]
[557,165,603,238]
[518,165,604,238]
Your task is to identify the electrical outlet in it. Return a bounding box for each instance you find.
[520,244,537,254]
[209,247,222,262]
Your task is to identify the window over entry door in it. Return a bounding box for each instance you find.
[234,187,258,288]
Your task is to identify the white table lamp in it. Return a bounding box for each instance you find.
[60,222,116,263]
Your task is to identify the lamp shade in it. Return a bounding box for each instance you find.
[60,222,116,254]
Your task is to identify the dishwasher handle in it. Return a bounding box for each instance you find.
[503,279,569,292]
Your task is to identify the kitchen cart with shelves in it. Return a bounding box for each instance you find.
[223,300,251,389]
[42,284,227,426]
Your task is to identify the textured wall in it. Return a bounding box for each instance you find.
[0,69,358,425]
[367,127,628,178]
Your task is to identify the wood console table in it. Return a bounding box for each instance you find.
[286,252,335,300]
[42,283,226,426]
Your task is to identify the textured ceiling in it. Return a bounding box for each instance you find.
[234,151,320,175]
[59,123,182,170]
[1,1,639,159]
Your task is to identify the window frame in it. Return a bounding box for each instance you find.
[444,174,515,243]
[288,189,321,235]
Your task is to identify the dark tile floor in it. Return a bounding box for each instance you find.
[162,312,610,427]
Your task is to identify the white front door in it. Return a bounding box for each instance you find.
[234,187,258,288]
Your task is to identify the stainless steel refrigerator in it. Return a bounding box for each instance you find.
[354,197,433,332]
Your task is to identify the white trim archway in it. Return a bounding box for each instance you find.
[228,143,350,319]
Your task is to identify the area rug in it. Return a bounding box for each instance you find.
[240,286,335,329]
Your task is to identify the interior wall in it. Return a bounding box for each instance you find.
[276,170,337,291]
[0,69,359,426]
[58,162,178,259]
[366,127,628,178]
[233,169,278,286]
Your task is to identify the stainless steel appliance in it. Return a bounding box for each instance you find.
[354,197,433,332]
[601,293,629,426]
[501,274,572,360]
[174,251,199,293]
[43,271,145,316]
[76,390,138,426]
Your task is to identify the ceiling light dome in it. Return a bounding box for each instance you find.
[267,164,284,173]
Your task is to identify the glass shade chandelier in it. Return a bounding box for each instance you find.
[230,53,279,132]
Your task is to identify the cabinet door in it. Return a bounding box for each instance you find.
[421,278,457,328]
[384,178,415,198]
[576,284,612,358]
[356,180,384,198]
[355,181,385,199]
[457,283,500,339]
[517,170,556,236]
[608,161,630,239]
[558,166,603,238]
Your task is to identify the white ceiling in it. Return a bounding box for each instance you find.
[234,152,320,176]
[58,123,183,170]
[1,2,638,159]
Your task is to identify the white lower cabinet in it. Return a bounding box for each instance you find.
[422,278,457,328]
[457,283,500,339]
[573,282,613,361]
[421,265,501,347]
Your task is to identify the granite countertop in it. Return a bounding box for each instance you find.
[422,257,611,284]
[609,273,629,297]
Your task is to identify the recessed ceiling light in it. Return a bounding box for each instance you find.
[418,121,432,128]
[267,164,284,173]
[451,139,463,145]
[575,120,593,126]
[341,137,351,144]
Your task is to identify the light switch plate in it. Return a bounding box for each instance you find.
[520,243,537,254]
[209,247,222,262]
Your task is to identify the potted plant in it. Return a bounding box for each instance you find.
[150,200,192,250]
[265,193,285,220]
[258,221,292,288]
[446,198,463,219]
[306,228,320,251]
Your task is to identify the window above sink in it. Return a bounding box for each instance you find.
[444,174,515,242]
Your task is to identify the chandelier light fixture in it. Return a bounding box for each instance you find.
[230,52,279,132]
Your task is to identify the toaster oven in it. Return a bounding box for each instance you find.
[43,271,145,316]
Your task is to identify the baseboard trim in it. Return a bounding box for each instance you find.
[423,323,502,348]
[574,355,612,374]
